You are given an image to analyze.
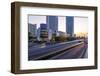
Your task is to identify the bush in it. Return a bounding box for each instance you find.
[67,37,76,41]
[55,36,67,42]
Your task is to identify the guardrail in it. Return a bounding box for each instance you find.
[33,42,84,60]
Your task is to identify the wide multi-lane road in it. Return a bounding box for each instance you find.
[28,39,88,60]
[50,42,87,59]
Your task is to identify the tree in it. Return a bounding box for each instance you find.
[28,32,33,41]
[50,33,56,42]
[55,36,67,42]
[67,36,76,41]
[28,32,37,42]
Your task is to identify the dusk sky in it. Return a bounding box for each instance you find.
[28,15,88,34]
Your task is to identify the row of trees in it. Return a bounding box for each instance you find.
[28,32,37,42]
[50,35,77,42]
[29,32,85,43]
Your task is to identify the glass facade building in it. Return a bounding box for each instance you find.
[66,16,74,37]
[46,16,58,35]
[28,23,37,37]
[40,23,48,41]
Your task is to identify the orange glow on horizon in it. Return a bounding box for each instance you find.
[75,32,88,37]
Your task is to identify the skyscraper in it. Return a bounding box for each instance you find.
[28,23,37,37]
[40,23,48,41]
[66,16,74,37]
[46,16,58,35]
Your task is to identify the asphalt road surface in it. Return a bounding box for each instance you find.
[50,43,87,59]
[28,39,88,60]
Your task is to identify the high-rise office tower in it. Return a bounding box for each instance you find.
[28,23,37,37]
[46,16,58,35]
[40,23,48,41]
[66,16,74,37]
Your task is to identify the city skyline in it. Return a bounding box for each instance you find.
[28,15,88,60]
[28,15,88,35]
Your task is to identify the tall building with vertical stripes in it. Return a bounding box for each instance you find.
[28,23,37,37]
[66,16,74,37]
[46,16,58,35]
[40,23,48,41]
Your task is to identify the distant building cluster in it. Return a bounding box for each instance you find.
[28,16,74,42]
[28,24,37,37]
